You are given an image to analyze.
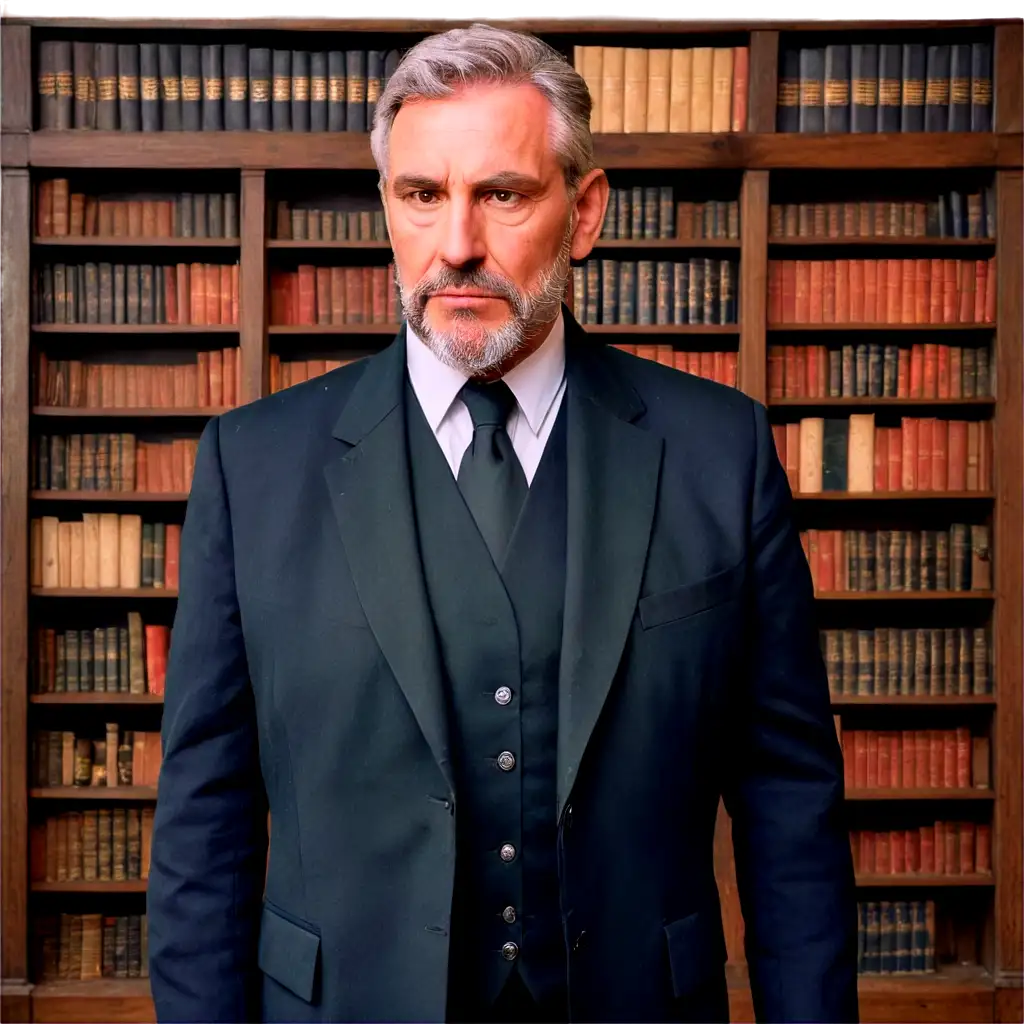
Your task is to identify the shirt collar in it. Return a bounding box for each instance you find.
[405,310,566,437]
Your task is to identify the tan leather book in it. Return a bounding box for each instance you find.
[330,266,346,324]
[197,351,210,407]
[83,196,99,235]
[798,417,825,494]
[156,200,173,237]
[69,521,84,588]
[82,513,100,589]
[69,193,86,236]
[80,914,103,980]
[646,49,671,132]
[710,47,734,132]
[52,179,70,236]
[623,48,649,133]
[57,521,73,588]
[98,200,115,236]
[97,512,120,589]
[30,518,43,588]
[220,264,232,325]
[141,200,158,237]
[127,199,143,237]
[106,724,119,789]
[847,413,876,493]
[113,363,128,408]
[36,180,54,237]
[141,807,154,880]
[690,47,714,132]
[176,263,190,326]
[118,514,142,590]
[600,47,625,133]
[582,46,604,132]
[41,516,61,589]
[205,264,220,325]
[112,202,128,237]
[209,349,224,408]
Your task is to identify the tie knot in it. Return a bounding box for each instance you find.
[460,378,518,430]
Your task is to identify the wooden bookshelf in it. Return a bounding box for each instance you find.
[2,15,1020,1024]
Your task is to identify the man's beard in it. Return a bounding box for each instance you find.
[397,216,574,376]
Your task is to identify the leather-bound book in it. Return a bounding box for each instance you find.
[877,44,901,132]
[193,193,208,238]
[710,47,733,133]
[346,50,367,131]
[201,44,223,131]
[38,40,59,129]
[731,45,749,130]
[248,48,271,130]
[96,42,119,129]
[272,50,291,130]
[117,44,140,131]
[158,44,181,130]
[601,47,625,133]
[139,43,160,131]
[668,48,692,132]
[291,50,310,132]
[900,43,925,132]
[777,48,800,131]
[53,41,73,129]
[824,44,850,132]
[923,45,950,132]
[384,49,401,98]
[690,47,713,132]
[622,48,648,133]
[850,44,878,133]
[328,51,346,130]
[948,44,971,131]
[646,49,670,132]
[970,42,992,131]
[310,52,328,131]
[222,43,247,130]
[798,48,825,133]
[180,45,201,130]
[73,41,97,129]
[367,50,384,130]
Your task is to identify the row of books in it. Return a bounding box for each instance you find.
[574,46,748,134]
[37,41,400,132]
[767,258,996,325]
[821,626,991,698]
[32,261,240,327]
[32,728,162,789]
[33,913,148,982]
[600,192,740,242]
[777,42,993,133]
[34,352,241,410]
[840,728,990,790]
[769,189,996,241]
[270,264,400,327]
[856,901,934,975]
[32,434,199,495]
[35,181,239,239]
[798,526,992,594]
[774,416,993,495]
[609,345,739,388]
[768,342,994,400]
[32,619,171,696]
[570,259,739,326]
[851,822,992,877]
[30,515,181,592]
[31,808,154,883]
[269,356,354,394]
[273,202,388,242]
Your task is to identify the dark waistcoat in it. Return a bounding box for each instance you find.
[404,378,568,1015]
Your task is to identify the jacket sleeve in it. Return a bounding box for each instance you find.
[721,400,859,1023]
[147,415,268,1022]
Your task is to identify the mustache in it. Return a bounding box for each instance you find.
[411,267,521,309]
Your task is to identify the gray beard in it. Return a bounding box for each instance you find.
[398,217,574,376]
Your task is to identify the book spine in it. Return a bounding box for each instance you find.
[248,48,271,131]
[54,41,74,130]
[877,44,902,132]
[347,51,367,132]
[824,44,851,133]
[900,44,926,132]
[224,44,248,130]
[851,44,878,133]
[328,51,347,131]
[73,41,97,130]
[158,45,181,131]
[777,49,800,131]
[139,44,160,132]
[948,44,972,131]
[924,45,950,133]
[201,44,224,131]
[291,50,310,132]
[798,48,825,133]
[272,50,292,131]
[117,45,140,132]
[310,52,328,132]
[180,45,202,131]
[970,42,993,132]
[367,50,384,130]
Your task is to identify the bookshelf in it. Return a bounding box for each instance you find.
[1,16,1020,1024]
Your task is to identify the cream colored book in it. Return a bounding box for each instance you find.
[118,514,142,590]
[690,47,714,132]
[98,513,121,589]
[582,46,604,132]
[710,47,734,132]
[600,47,625,133]
[69,521,84,589]
[57,521,73,588]
[646,49,671,132]
[668,49,692,132]
[82,512,101,589]
[41,516,60,589]
[847,414,876,493]
[623,48,649,133]
[798,417,825,494]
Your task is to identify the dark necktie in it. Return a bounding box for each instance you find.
[456,378,528,563]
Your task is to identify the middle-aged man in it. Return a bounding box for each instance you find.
[148,23,858,1024]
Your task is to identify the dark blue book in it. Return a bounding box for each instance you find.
[924,45,950,132]
[822,418,849,492]
[777,48,800,131]
[851,44,878,133]
[824,44,850,132]
[970,42,993,131]
[798,48,825,132]
[877,44,901,132]
[948,44,972,131]
[900,44,926,132]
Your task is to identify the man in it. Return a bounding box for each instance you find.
[148,23,858,1024]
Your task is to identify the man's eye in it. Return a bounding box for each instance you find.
[413,191,437,204]
[490,190,518,204]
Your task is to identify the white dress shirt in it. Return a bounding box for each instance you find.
[405,312,567,486]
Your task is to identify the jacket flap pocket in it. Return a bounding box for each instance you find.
[639,562,744,630]
[258,901,321,1004]
[664,910,727,997]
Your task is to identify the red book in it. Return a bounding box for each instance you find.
[958,259,976,323]
[222,348,236,409]
[897,347,910,398]
[345,268,363,324]
[943,822,957,875]
[822,261,836,323]
[145,625,169,695]
[781,260,797,323]
[848,259,864,322]
[976,824,992,873]
[297,265,317,325]
[973,260,987,323]
[866,731,879,788]
[909,345,924,397]
[891,732,903,788]
[190,261,205,325]
[905,829,920,874]
[219,264,232,325]
[984,255,996,322]
[784,423,800,492]
[948,421,967,491]
[784,346,799,398]
[386,263,399,324]
[917,418,933,491]
[874,427,888,491]
[876,831,891,874]
[834,259,849,323]
[922,342,937,398]
[950,346,962,398]
[979,420,992,491]
[920,826,935,874]
[863,259,877,323]
[164,267,178,324]
[204,265,220,325]
[767,262,783,323]
[196,351,210,408]
[943,729,957,788]
[936,345,950,398]
[942,259,958,323]
[932,418,948,492]
[712,351,725,384]
[914,258,929,323]
[768,347,784,398]
[901,259,915,323]
[885,259,902,324]
[818,530,835,591]
[860,831,876,874]
[891,829,905,874]
[929,258,944,322]
[362,267,374,325]
[960,822,976,874]
[934,821,946,874]
[687,351,700,376]
[877,730,891,788]
[849,831,860,873]
[807,529,820,583]
[843,732,855,792]
[699,351,714,379]
[795,260,811,322]
[901,418,918,491]
[795,347,807,397]
[315,267,332,325]
[209,349,224,408]
[854,731,868,788]
[269,269,290,325]
[888,429,903,491]
[724,352,737,388]
[956,727,971,787]
[928,730,943,787]
[231,263,239,325]
[915,730,929,788]
[731,46,749,130]
[372,266,389,324]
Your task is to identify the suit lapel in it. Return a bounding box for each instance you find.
[323,327,454,792]
[556,310,664,821]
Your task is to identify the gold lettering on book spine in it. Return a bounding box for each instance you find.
[825,80,849,106]
[903,80,924,105]
[852,79,878,105]
[251,78,270,102]
[56,71,74,97]
[205,78,223,101]
[75,77,94,102]
[141,77,159,101]
[97,77,117,101]
[778,81,799,106]
[950,78,970,103]
[311,76,327,102]
[971,79,991,104]
[366,78,381,103]
[161,77,181,101]
[273,76,291,101]
[292,77,310,102]
[118,75,139,100]
[878,80,900,105]
[329,77,346,102]
[799,80,822,105]
[348,79,366,103]
[39,72,56,96]
[181,76,200,102]
[925,79,949,105]
[228,77,247,101]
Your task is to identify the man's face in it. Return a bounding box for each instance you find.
[383,82,577,375]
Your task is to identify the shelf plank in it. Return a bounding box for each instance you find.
[846,788,994,800]
[268,324,400,335]
[768,322,995,331]
[590,238,741,249]
[768,237,997,247]
[815,591,994,601]
[33,236,239,248]
[793,491,994,501]
[32,880,148,893]
[30,787,157,801]
[267,239,392,249]
[770,397,995,408]
[32,324,238,334]
[855,874,994,887]
[30,693,163,705]
[31,491,189,502]
[30,588,178,599]
[832,695,996,706]
[584,324,739,334]
[30,978,154,1024]
[32,407,229,419]
[25,130,1024,171]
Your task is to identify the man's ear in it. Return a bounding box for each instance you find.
[570,168,610,263]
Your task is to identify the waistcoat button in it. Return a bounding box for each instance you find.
[502,941,519,961]
[497,751,516,771]
[499,843,517,862]
[494,686,512,705]
[502,906,517,924]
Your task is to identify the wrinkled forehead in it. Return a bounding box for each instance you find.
[386,82,560,188]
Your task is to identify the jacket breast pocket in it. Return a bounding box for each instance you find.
[638,562,745,631]
[258,900,321,1004]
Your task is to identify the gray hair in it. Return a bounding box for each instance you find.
[370,23,594,196]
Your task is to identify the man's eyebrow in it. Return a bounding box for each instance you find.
[390,171,544,193]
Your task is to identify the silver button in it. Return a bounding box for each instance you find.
[497,751,516,771]
[502,906,516,924]
[501,941,519,961]
[494,686,512,706]
[499,843,516,862]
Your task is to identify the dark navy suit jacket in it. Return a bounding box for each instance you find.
[147,308,858,1022]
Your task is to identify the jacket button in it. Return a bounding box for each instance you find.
[494,686,512,705]
[497,751,516,771]
[499,843,516,862]
[502,941,519,961]
[502,906,516,924]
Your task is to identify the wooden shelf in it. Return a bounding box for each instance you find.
[591,238,740,249]
[32,324,238,334]
[768,237,997,248]
[815,591,994,601]
[793,491,994,501]
[32,407,229,419]
[584,324,739,334]
[30,589,178,599]
[832,695,996,707]
[30,693,163,705]
[24,130,1023,171]
[770,397,995,408]
[30,978,154,1024]
[32,236,239,248]
[30,787,157,801]
[855,963,993,992]
[268,324,400,335]
[855,874,995,887]
[267,239,392,249]
[31,491,189,502]
[768,323,994,332]
[31,880,148,893]
[846,789,994,801]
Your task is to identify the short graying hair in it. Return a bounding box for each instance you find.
[370,24,594,196]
